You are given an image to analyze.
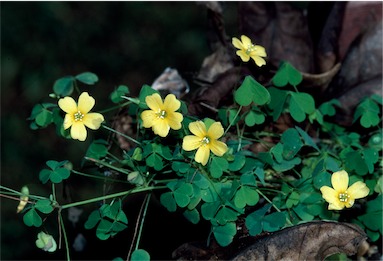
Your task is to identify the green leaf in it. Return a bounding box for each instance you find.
[286,191,300,208]
[354,98,381,128]
[85,210,101,229]
[183,209,200,224]
[313,171,331,190]
[358,195,382,233]
[23,208,42,227]
[146,153,164,171]
[110,85,130,103]
[35,109,53,127]
[212,222,237,247]
[35,199,54,214]
[234,76,270,106]
[85,139,108,160]
[174,183,193,208]
[201,202,220,220]
[215,206,239,225]
[229,154,246,172]
[344,150,368,175]
[245,204,271,236]
[281,128,303,160]
[75,72,98,85]
[160,192,177,212]
[362,148,379,174]
[268,87,288,120]
[263,211,287,232]
[245,110,265,126]
[234,186,259,209]
[289,92,315,122]
[272,62,302,87]
[53,76,74,97]
[138,85,159,109]
[131,249,150,261]
[209,157,229,179]
[293,204,314,221]
[295,126,320,151]
[39,169,51,184]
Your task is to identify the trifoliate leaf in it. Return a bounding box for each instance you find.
[289,92,315,122]
[212,222,237,247]
[53,76,74,97]
[131,249,150,261]
[75,72,98,85]
[110,85,130,103]
[272,62,302,87]
[234,76,270,106]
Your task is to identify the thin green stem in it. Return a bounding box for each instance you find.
[256,189,281,212]
[98,101,131,114]
[71,169,131,184]
[102,124,141,145]
[84,157,131,175]
[58,211,70,261]
[224,105,243,135]
[60,186,165,209]
[135,193,151,251]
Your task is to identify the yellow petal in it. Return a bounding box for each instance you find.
[167,112,183,130]
[63,114,74,129]
[347,181,370,199]
[251,55,266,67]
[254,45,267,57]
[236,50,250,62]
[240,35,252,47]
[141,110,156,128]
[182,135,201,151]
[344,198,355,208]
[71,122,87,141]
[209,140,228,156]
[320,186,338,204]
[331,170,349,192]
[189,121,207,138]
[207,122,224,139]
[328,201,345,210]
[58,97,78,114]
[232,37,244,50]
[83,113,104,130]
[145,93,163,112]
[152,119,170,137]
[163,94,181,112]
[195,145,210,166]
[78,92,95,114]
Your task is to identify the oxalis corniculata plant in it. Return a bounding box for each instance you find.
[1,34,382,261]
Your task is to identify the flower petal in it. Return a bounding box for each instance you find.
[232,37,244,50]
[63,114,74,129]
[189,121,207,138]
[331,170,349,192]
[195,145,210,166]
[251,55,266,67]
[78,92,95,114]
[320,186,338,204]
[145,93,163,112]
[207,122,224,139]
[141,110,156,128]
[328,201,345,210]
[58,97,78,114]
[240,35,252,47]
[344,198,355,208]
[83,113,104,130]
[209,140,228,156]
[182,135,201,151]
[152,119,170,137]
[163,94,181,112]
[167,111,183,130]
[71,122,87,141]
[236,50,250,62]
[254,45,267,57]
[347,181,370,199]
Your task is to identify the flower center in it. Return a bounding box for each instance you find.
[156,110,167,119]
[201,136,210,145]
[338,192,350,202]
[74,111,84,121]
[246,44,256,55]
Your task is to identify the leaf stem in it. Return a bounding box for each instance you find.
[101,124,141,145]
[98,101,131,114]
[60,186,165,209]
[58,210,70,261]
[224,105,243,135]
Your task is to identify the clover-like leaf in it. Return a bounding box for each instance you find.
[53,76,74,97]
[289,92,315,122]
[131,249,150,261]
[85,139,108,160]
[35,199,54,214]
[39,160,71,184]
[272,61,302,87]
[75,72,98,85]
[23,208,42,227]
[235,76,270,106]
[354,97,381,128]
[160,192,177,212]
[209,157,229,179]
[174,183,193,208]
[212,222,237,247]
[234,186,259,209]
[183,209,200,224]
[245,110,265,126]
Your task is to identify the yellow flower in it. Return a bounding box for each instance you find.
[232,35,267,67]
[58,92,104,141]
[320,170,369,210]
[141,93,183,137]
[182,121,228,166]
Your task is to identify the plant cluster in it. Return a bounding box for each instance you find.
[1,35,382,261]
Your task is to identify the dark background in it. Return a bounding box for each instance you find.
[0,2,238,260]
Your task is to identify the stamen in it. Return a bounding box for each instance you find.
[338,192,349,202]
[246,44,256,55]
[201,136,210,145]
[156,110,167,119]
[74,111,84,121]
